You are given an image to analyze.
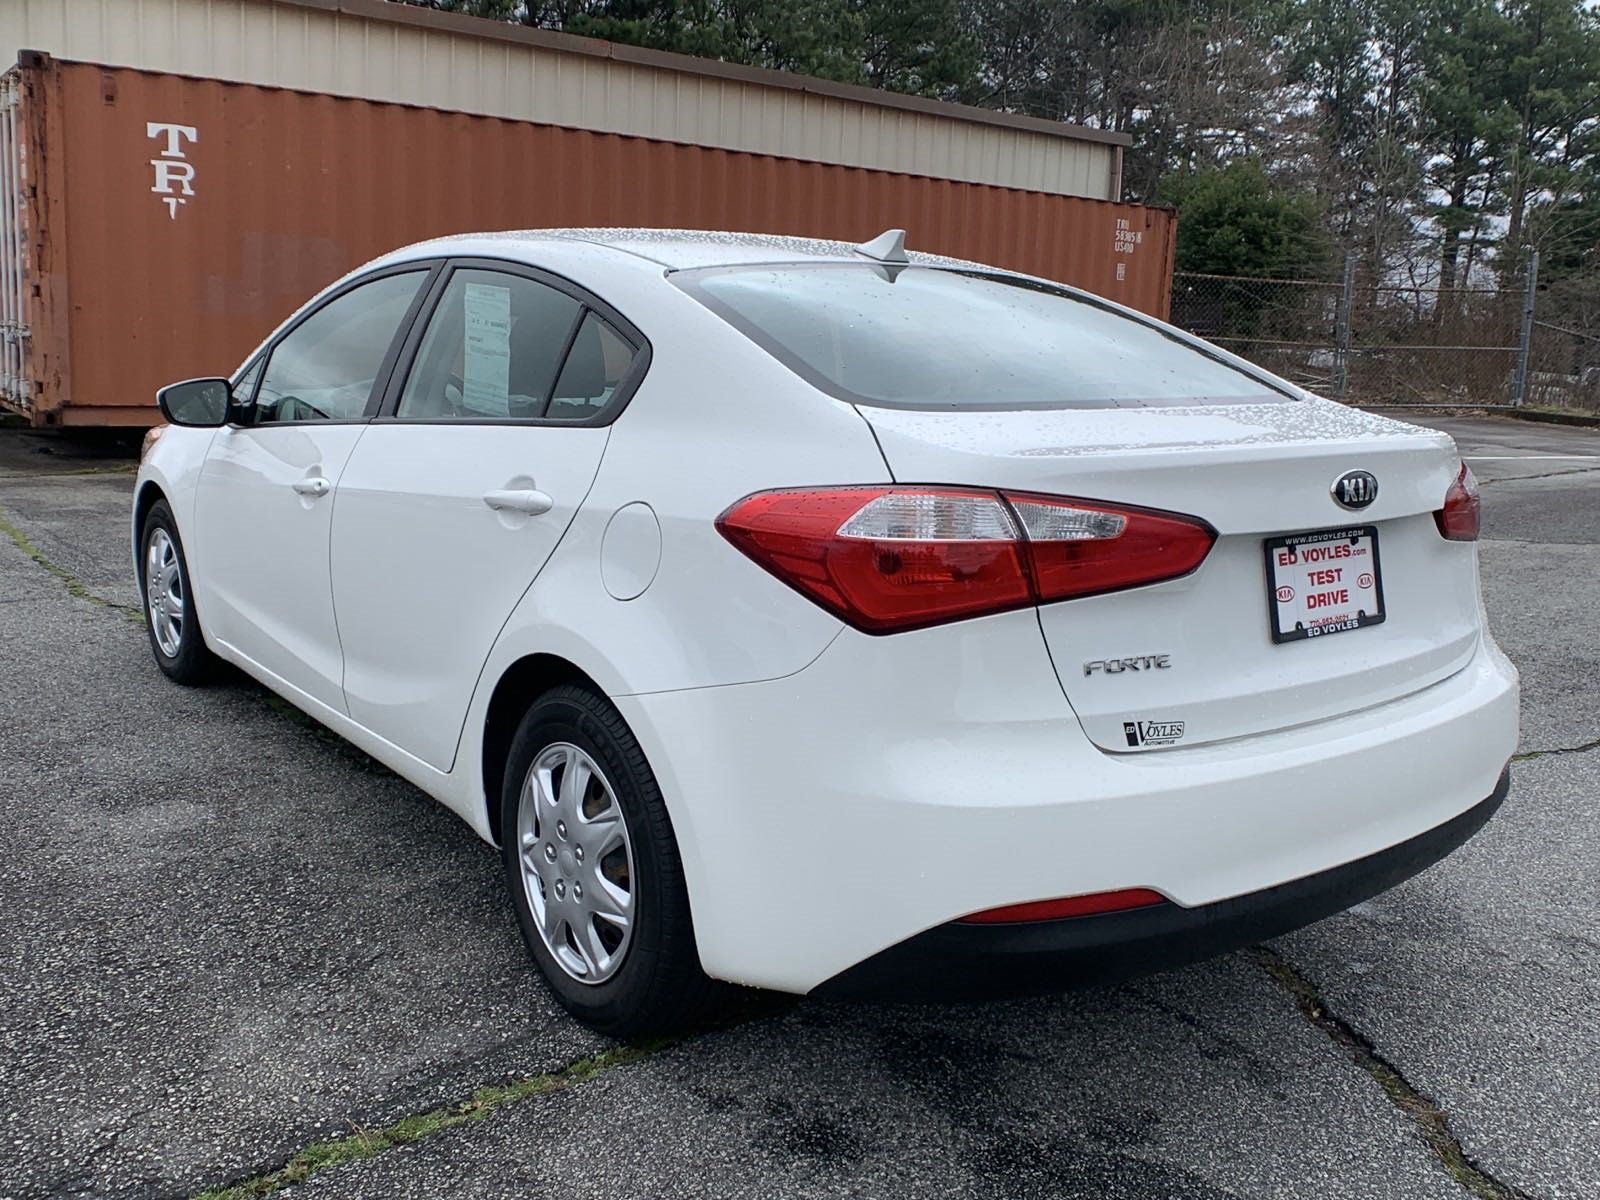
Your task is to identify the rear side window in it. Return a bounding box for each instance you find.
[547,312,635,420]
[397,269,582,420]
[676,264,1290,410]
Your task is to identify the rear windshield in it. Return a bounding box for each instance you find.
[675,264,1291,410]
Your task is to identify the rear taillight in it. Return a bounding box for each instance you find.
[716,486,1216,634]
[1008,491,1216,603]
[1434,463,1480,541]
[957,887,1168,924]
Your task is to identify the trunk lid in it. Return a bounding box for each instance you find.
[858,399,1480,751]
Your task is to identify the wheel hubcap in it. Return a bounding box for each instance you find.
[515,742,636,985]
[144,528,183,658]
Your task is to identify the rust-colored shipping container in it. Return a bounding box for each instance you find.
[0,52,1176,427]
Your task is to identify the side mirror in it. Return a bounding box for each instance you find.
[155,378,230,427]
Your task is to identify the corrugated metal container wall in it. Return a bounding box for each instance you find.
[0,0,1124,201]
[4,56,1176,426]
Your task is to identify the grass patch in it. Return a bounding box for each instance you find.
[20,463,140,477]
[1513,735,1600,762]
[192,1040,672,1199]
[0,507,145,625]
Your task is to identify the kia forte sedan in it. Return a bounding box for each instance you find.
[136,229,1518,1035]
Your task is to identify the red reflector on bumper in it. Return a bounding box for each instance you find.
[957,888,1168,925]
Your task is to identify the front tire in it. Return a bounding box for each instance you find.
[139,498,216,684]
[500,684,719,1037]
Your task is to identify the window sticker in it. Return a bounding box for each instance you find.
[461,282,512,416]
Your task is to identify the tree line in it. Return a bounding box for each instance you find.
[409,0,1598,295]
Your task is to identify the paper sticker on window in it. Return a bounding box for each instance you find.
[461,283,512,416]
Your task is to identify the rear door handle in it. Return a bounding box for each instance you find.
[483,488,554,516]
[292,476,331,498]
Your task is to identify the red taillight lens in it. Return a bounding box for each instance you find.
[1434,463,1480,541]
[1008,492,1216,602]
[958,887,1168,924]
[716,486,1215,634]
[715,487,1033,634]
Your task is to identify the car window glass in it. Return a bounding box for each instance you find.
[397,270,582,420]
[231,357,263,406]
[255,271,425,424]
[547,313,635,420]
[680,265,1290,410]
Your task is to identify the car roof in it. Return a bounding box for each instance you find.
[402,227,977,271]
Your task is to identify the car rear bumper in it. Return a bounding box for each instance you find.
[815,766,1510,1001]
[617,611,1520,995]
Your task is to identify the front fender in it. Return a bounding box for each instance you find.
[132,424,219,622]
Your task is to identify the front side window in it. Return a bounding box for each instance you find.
[397,270,583,420]
[676,264,1291,410]
[255,271,426,423]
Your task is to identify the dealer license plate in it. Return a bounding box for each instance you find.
[1264,526,1385,644]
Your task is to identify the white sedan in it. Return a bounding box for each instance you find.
[136,229,1518,1035]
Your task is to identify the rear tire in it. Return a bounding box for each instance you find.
[500,684,723,1038]
[139,499,217,685]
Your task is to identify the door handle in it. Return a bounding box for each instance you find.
[292,476,331,498]
[483,488,554,516]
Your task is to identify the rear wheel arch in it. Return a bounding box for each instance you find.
[482,653,605,847]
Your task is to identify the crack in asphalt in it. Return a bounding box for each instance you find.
[1252,946,1539,1200]
[1479,464,1600,485]
[184,1040,679,1200]
[0,464,139,479]
[41,1126,127,1198]
[1512,736,1600,761]
[0,506,146,625]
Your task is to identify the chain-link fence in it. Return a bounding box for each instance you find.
[1528,271,1600,411]
[1169,255,1600,413]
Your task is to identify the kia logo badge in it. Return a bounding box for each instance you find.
[1332,470,1378,510]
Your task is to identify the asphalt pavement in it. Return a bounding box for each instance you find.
[0,413,1595,1200]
